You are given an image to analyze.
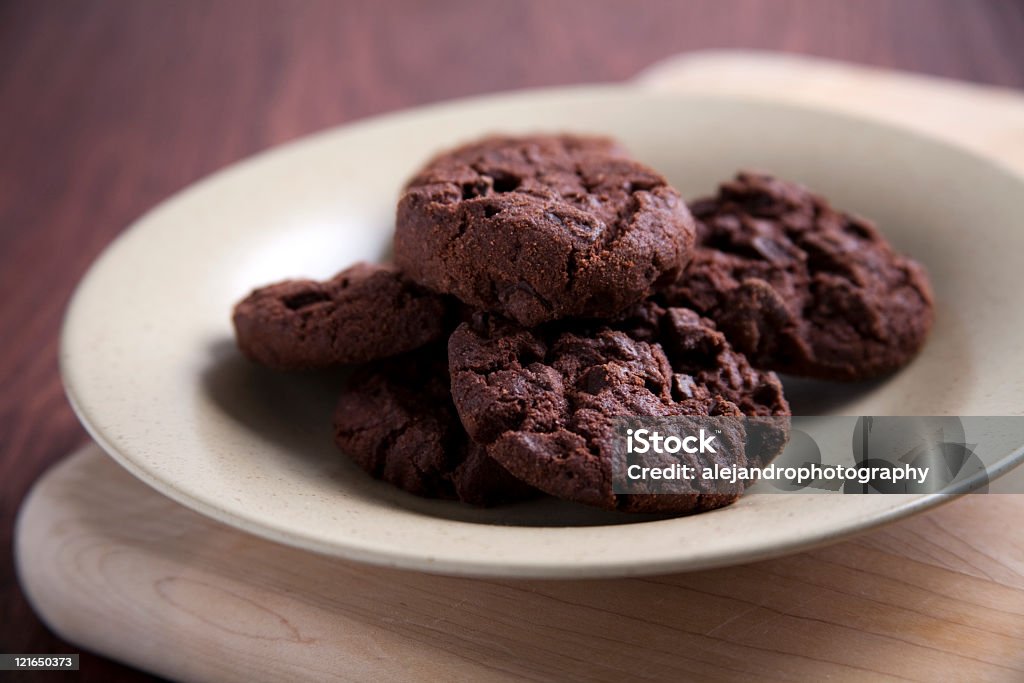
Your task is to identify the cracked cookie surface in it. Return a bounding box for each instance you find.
[395,135,695,326]
[661,172,934,380]
[610,301,790,419]
[233,262,450,370]
[333,346,537,506]
[612,301,791,466]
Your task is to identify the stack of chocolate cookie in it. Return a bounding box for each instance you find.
[233,135,933,515]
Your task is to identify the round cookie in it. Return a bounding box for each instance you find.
[395,135,696,326]
[448,314,749,514]
[661,172,934,381]
[233,262,450,370]
[333,346,537,506]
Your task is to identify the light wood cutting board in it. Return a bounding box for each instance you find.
[16,444,1024,682]
[15,52,1024,682]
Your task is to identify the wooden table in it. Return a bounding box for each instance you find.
[2,2,1023,681]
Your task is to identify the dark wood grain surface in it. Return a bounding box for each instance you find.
[2,1,1023,680]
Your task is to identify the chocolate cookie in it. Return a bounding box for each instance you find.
[333,346,536,506]
[233,262,450,370]
[448,314,749,513]
[395,135,696,326]
[661,172,934,381]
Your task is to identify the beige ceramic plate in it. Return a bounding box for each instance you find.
[61,87,1024,578]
